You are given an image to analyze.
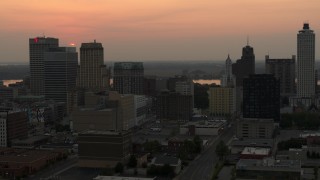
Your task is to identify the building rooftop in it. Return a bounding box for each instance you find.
[0,149,59,164]
[181,120,226,128]
[230,138,274,148]
[236,158,301,172]
[93,176,155,180]
[80,41,103,48]
[300,131,320,138]
[80,130,130,136]
[11,135,49,145]
[152,155,180,166]
[240,118,274,122]
[241,147,270,156]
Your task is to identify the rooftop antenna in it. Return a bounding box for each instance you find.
[247,35,249,46]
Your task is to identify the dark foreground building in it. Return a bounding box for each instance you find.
[78,130,132,168]
[243,74,280,121]
[156,91,193,122]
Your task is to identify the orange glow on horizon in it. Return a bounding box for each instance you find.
[0,0,319,61]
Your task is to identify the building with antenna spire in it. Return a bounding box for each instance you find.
[232,40,255,87]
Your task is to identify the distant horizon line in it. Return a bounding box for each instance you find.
[3,59,320,65]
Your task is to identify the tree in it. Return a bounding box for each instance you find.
[307,150,310,158]
[194,83,210,109]
[184,140,196,154]
[114,162,124,174]
[147,165,159,176]
[161,164,175,178]
[215,140,229,160]
[193,135,202,153]
[315,166,318,179]
[127,155,137,168]
[144,140,161,153]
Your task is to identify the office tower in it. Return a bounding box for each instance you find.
[221,55,235,87]
[113,62,144,95]
[297,23,316,98]
[44,47,78,103]
[0,111,28,147]
[29,37,59,95]
[243,74,280,121]
[208,87,235,117]
[156,91,193,122]
[265,55,296,96]
[232,43,255,87]
[78,40,109,91]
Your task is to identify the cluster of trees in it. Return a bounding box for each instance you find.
[307,151,320,159]
[55,124,70,132]
[215,140,230,160]
[147,164,175,178]
[113,155,138,175]
[277,138,306,150]
[194,83,218,110]
[143,140,162,153]
[280,113,320,130]
[178,136,202,161]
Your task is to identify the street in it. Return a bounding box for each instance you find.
[177,127,234,180]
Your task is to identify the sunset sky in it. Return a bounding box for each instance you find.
[0,0,319,63]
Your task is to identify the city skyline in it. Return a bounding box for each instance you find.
[0,0,319,63]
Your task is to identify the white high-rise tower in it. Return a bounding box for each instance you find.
[221,54,235,87]
[297,23,315,98]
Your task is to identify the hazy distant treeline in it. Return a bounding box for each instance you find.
[0,61,272,80]
[0,65,29,80]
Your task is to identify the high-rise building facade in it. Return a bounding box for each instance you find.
[221,55,235,87]
[113,62,144,95]
[297,23,316,98]
[232,44,255,87]
[29,37,59,95]
[208,87,236,117]
[156,91,193,122]
[243,74,280,121]
[78,40,109,91]
[44,47,78,103]
[265,55,296,96]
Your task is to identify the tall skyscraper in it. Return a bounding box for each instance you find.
[232,43,255,87]
[265,55,296,96]
[243,74,280,121]
[221,54,235,87]
[113,62,144,95]
[29,37,59,95]
[44,47,78,102]
[78,40,109,91]
[297,23,316,98]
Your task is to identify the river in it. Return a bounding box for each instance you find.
[1,79,23,87]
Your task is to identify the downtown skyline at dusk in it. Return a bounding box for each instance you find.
[0,0,320,63]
